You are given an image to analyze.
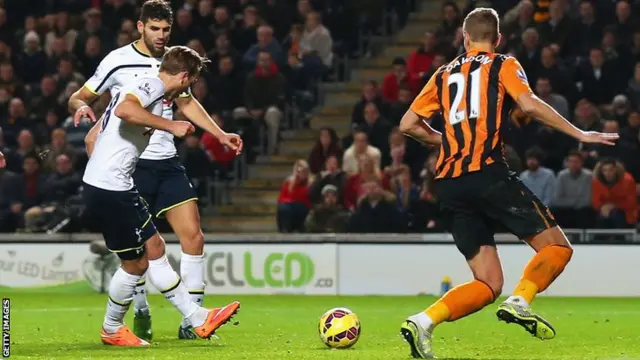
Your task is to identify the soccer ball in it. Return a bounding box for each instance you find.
[318,307,361,349]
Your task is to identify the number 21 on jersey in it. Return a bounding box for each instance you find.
[447,68,481,125]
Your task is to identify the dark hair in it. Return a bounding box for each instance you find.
[463,7,499,44]
[525,147,545,161]
[160,46,210,77]
[600,157,617,167]
[23,151,41,165]
[140,0,173,25]
[392,57,406,66]
[567,149,583,161]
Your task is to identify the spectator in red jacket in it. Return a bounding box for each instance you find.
[381,57,417,103]
[277,159,313,232]
[592,158,638,228]
[406,30,438,89]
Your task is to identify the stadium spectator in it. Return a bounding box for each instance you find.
[29,76,60,125]
[592,158,638,228]
[520,147,556,207]
[388,86,412,125]
[342,130,381,174]
[501,0,534,51]
[74,8,112,61]
[569,0,602,58]
[612,0,637,47]
[187,39,207,57]
[351,80,388,128]
[0,62,25,98]
[10,153,45,229]
[437,1,462,45]
[304,184,349,233]
[552,150,594,228]
[53,56,86,95]
[576,47,618,106]
[308,155,346,205]
[535,76,569,120]
[0,168,18,231]
[283,51,315,118]
[277,159,312,233]
[411,152,442,232]
[390,166,419,213]
[101,0,136,33]
[201,119,237,170]
[21,31,47,85]
[243,25,283,70]
[406,31,438,90]
[621,111,640,144]
[282,24,302,55]
[41,128,76,173]
[382,57,414,103]
[191,77,216,114]
[347,180,403,233]
[3,99,29,149]
[45,12,77,54]
[385,127,423,178]
[236,50,285,155]
[300,12,333,77]
[211,55,244,116]
[234,5,259,53]
[34,110,62,147]
[212,5,234,36]
[516,28,541,84]
[79,35,103,78]
[343,153,390,211]
[172,9,198,47]
[358,102,392,156]
[536,0,573,56]
[308,127,342,174]
[628,63,640,108]
[206,32,241,76]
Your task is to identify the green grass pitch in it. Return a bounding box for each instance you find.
[3,285,640,359]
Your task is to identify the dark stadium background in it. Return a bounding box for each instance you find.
[0,0,638,239]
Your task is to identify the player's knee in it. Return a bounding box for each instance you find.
[481,277,503,299]
[145,234,166,260]
[121,256,148,276]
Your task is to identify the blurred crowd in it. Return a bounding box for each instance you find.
[0,0,414,232]
[278,0,640,234]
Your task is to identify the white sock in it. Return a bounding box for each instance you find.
[147,255,208,327]
[103,268,141,334]
[414,312,435,333]
[132,275,150,314]
[506,295,530,308]
[180,252,205,327]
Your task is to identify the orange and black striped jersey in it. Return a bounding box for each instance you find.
[410,50,533,180]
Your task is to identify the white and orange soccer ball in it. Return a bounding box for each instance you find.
[318,307,361,349]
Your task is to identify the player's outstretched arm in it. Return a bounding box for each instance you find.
[115,95,185,133]
[69,86,99,126]
[175,96,243,154]
[517,93,618,145]
[399,109,442,146]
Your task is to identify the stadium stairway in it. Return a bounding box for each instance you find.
[203,0,458,233]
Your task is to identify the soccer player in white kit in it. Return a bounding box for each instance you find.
[83,46,239,347]
[68,0,242,340]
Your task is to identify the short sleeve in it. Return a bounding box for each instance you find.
[409,71,440,118]
[500,57,533,100]
[126,78,165,108]
[84,57,115,95]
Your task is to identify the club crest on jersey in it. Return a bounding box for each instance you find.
[138,82,153,97]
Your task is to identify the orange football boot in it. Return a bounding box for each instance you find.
[192,301,241,339]
[101,326,151,347]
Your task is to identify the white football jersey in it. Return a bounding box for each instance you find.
[84,42,190,160]
[83,76,165,191]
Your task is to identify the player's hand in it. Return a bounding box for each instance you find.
[579,131,619,146]
[169,121,196,138]
[219,133,243,155]
[74,105,97,127]
[0,151,5,168]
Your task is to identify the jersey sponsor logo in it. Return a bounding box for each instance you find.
[138,82,154,97]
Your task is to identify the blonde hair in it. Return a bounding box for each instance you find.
[287,159,313,191]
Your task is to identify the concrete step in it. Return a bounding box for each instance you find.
[384,45,418,58]
[203,215,277,233]
[278,138,313,153]
[243,178,283,189]
[251,163,294,179]
[255,154,300,165]
[310,114,350,127]
[395,33,424,46]
[217,204,276,216]
[408,12,441,22]
[278,146,314,157]
[352,68,389,81]
[319,105,353,116]
[230,195,278,206]
[324,92,362,106]
[281,128,318,141]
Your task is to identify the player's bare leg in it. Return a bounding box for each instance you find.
[144,232,240,339]
[101,252,150,347]
[497,226,573,339]
[402,246,501,358]
[165,200,208,339]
